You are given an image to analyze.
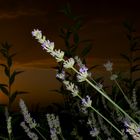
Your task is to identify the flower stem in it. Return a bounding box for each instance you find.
[34,127,47,140]
[86,78,138,125]
[71,66,138,125]
[77,94,123,135]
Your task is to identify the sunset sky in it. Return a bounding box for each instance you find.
[0,0,140,109]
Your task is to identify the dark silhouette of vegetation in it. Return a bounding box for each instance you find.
[0,42,28,112]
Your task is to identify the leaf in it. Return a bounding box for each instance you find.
[73,33,79,44]
[0,64,9,77]
[0,84,9,96]
[88,65,99,71]
[131,65,140,72]
[9,91,28,104]
[133,78,140,86]
[10,70,24,86]
[72,20,83,31]
[7,53,16,67]
[120,53,131,62]
[81,43,92,57]
[133,57,140,62]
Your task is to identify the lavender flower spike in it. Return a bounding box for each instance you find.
[19,99,37,129]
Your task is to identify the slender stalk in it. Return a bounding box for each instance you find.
[114,79,131,104]
[71,66,138,125]
[86,78,137,125]
[77,94,123,135]
[34,127,47,140]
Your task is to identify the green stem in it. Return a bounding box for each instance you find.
[77,94,123,135]
[34,127,47,140]
[114,79,131,105]
[71,66,138,125]
[86,78,137,125]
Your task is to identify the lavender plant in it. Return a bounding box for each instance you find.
[31,29,140,139]
[0,42,28,112]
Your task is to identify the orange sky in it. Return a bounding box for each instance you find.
[0,0,140,109]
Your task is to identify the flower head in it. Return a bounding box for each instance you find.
[20,121,38,140]
[50,49,64,62]
[32,29,42,40]
[56,71,65,80]
[19,99,37,129]
[7,116,12,135]
[63,80,79,97]
[79,66,88,73]
[77,71,88,82]
[110,74,118,80]
[63,58,75,69]
[103,61,113,72]
[90,128,100,137]
[82,95,92,108]
[42,40,54,53]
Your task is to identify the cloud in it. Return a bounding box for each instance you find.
[0,9,47,19]
[0,0,50,19]
[14,59,57,69]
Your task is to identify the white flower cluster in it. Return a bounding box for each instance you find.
[77,71,88,82]
[81,95,92,108]
[63,80,79,97]
[46,114,62,140]
[20,122,38,140]
[124,121,140,140]
[104,61,118,81]
[103,61,113,72]
[90,128,100,137]
[19,99,37,129]
[32,29,64,62]
[63,58,75,69]
[56,70,65,80]
[7,116,12,135]
[87,113,100,137]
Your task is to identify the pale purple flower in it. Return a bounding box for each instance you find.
[46,114,62,140]
[56,71,65,80]
[19,99,37,129]
[32,29,42,39]
[32,29,64,62]
[20,121,38,140]
[42,40,54,53]
[82,95,92,108]
[79,66,88,73]
[77,71,88,82]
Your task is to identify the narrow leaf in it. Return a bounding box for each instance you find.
[0,64,9,77]
[0,84,9,96]
[81,43,92,57]
[10,70,24,86]
[120,53,131,63]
